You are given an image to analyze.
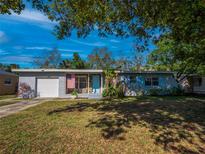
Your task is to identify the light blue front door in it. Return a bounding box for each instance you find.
[92,75,100,94]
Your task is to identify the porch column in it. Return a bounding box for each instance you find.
[101,73,103,93]
[88,74,90,94]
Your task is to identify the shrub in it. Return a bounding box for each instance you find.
[71,89,78,97]
[102,86,117,98]
[18,83,34,98]
[103,82,125,98]
[116,83,125,98]
[148,88,163,96]
[170,87,184,96]
[136,90,145,96]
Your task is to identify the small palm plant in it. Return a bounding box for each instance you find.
[71,89,78,99]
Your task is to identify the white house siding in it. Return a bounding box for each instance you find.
[59,76,66,97]
[18,72,66,98]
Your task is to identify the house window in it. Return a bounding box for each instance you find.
[75,75,88,93]
[129,75,136,84]
[145,78,152,86]
[145,77,159,86]
[152,77,159,86]
[4,78,12,85]
[194,77,202,87]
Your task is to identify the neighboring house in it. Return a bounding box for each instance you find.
[13,69,179,98]
[0,70,18,95]
[191,75,205,94]
[181,75,205,94]
[178,75,205,94]
[119,71,178,96]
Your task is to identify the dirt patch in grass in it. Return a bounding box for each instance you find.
[0,97,205,153]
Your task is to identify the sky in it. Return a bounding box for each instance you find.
[0,6,156,68]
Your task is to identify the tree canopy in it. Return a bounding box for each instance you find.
[147,37,205,81]
[0,63,20,72]
[87,47,115,69]
[59,52,85,69]
[0,0,24,14]
[1,0,205,74]
[33,48,61,68]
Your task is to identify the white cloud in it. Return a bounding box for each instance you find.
[110,39,120,43]
[69,39,106,47]
[4,9,56,29]
[59,48,82,52]
[24,46,82,52]
[62,53,87,58]
[61,53,73,57]
[0,49,9,55]
[111,46,118,49]
[0,31,8,43]
[25,46,52,50]
[11,9,52,23]
[0,55,33,63]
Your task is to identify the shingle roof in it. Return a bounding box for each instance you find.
[0,70,18,76]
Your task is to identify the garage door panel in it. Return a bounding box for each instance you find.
[37,79,59,97]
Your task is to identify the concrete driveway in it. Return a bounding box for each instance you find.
[0,99,47,118]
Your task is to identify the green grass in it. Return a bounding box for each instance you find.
[0,96,204,154]
[0,95,16,100]
[0,95,27,107]
[0,100,22,107]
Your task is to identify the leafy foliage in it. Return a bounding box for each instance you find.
[102,69,125,98]
[59,59,72,69]
[88,47,115,69]
[2,0,205,76]
[0,63,20,72]
[71,52,85,69]
[0,0,25,14]
[59,52,85,69]
[102,86,116,98]
[147,37,205,80]
[71,89,78,97]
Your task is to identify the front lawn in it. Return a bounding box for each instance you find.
[0,95,16,100]
[0,95,26,107]
[0,96,204,153]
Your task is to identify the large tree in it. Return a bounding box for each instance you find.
[0,0,24,14]
[71,52,85,69]
[88,47,115,69]
[59,52,85,69]
[147,37,205,81]
[34,48,61,68]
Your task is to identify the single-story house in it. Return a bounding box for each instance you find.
[0,70,18,95]
[12,69,179,98]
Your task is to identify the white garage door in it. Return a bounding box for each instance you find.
[37,78,59,97]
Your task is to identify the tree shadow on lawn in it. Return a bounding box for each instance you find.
[48,97,205,153]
